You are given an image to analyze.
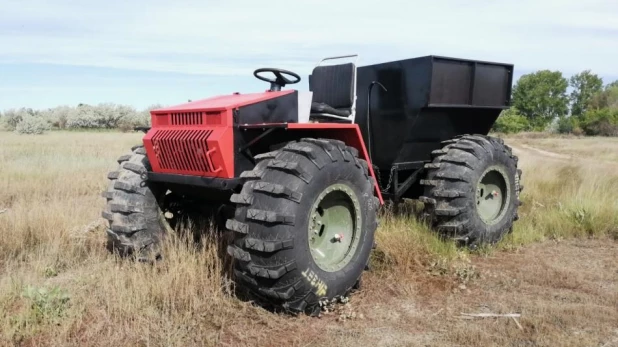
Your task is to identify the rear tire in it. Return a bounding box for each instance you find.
[420,135,522,247]
[226,138,379,315]
[102,146,170,260]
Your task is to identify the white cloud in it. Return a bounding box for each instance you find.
[1,0,617,77]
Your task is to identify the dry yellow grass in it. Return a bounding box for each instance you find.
[505,139,618,244]
[0,131,617,346]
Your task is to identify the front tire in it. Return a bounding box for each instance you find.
[102,146,170,260]
[420,135,522,247]
[226,138,379,315]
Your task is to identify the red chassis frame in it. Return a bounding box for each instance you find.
[142,91,383,204]
[239,122,384,204]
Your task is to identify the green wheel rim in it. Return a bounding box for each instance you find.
[308,183,362,272]
[476,166,510,225]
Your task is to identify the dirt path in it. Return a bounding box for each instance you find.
[516,144,571,160]
[299,238,618,347]
[509,144,571,162]
[509,142,618,167]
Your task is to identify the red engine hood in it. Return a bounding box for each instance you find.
[152,90,295,113]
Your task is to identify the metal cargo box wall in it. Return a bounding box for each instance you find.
[429,57,512,107]
[355,56,513,171]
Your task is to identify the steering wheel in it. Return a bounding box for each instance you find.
[253,68,301,92]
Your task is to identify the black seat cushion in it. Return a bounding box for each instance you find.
[310,102,351,117]
[309,63,355,109]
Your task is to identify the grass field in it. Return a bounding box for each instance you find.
[0,131,617,346]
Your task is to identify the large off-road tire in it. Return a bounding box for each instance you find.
[420,135,522,247]
[226,138,379,315]
[102,145,170,260]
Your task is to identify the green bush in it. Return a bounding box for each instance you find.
[39,106,72,129]
[557,116,579,134]
[1,108,29,130]
[492,108,530,133]
[580,108,618,136]
[20,285,70,325]
[2,103,160,131]
[15,115,51,135]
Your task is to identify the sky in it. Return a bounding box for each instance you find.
[1,0,617,110]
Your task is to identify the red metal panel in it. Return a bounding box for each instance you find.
[153,113,169,126]
[143,126,233,178]
[170,112,204,126]
[161,130,174,170]
[206,112,222,125]
[169,130,180,170]
[198,131,211,172]
[208,127,233,176]
[180,130,190,170]
[153,90,294,113]
[287,123,384,204]
[145,91,383,194]
[187,130,199,171]
[154,130,165,169]
[145,92,264,178]
[200,131,213,171]
[143,119,381,201]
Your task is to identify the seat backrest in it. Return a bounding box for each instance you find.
[309,63,355,109]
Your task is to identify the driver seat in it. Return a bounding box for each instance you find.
[309,60,357,123]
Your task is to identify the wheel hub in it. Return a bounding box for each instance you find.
[476,167,510,225]
[308,184,362,272]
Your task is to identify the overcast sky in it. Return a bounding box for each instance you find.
[1,0,617,110]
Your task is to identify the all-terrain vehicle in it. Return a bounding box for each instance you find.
[102,54,522,315]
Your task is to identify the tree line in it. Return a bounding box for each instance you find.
[494,70,618,136]
[0,103,161,134]
[2,70,617,136]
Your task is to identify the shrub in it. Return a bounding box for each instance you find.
[41,106,72,129]
[588,86,618,110]
[117,122,135,133]
[15,115,51,134]
[66,103,138,129]
[21,285,70,325]
[100,104,137,129]
[1,108,33,130]
[137,110,151,127]
[557,116,579,134]
[492,108,530,133]
[572,127,584,136]
[545,117,560,133]
[66,105,99,129]
[3,103,158,131]
[116,104,160,132]
[580,108,618,136]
